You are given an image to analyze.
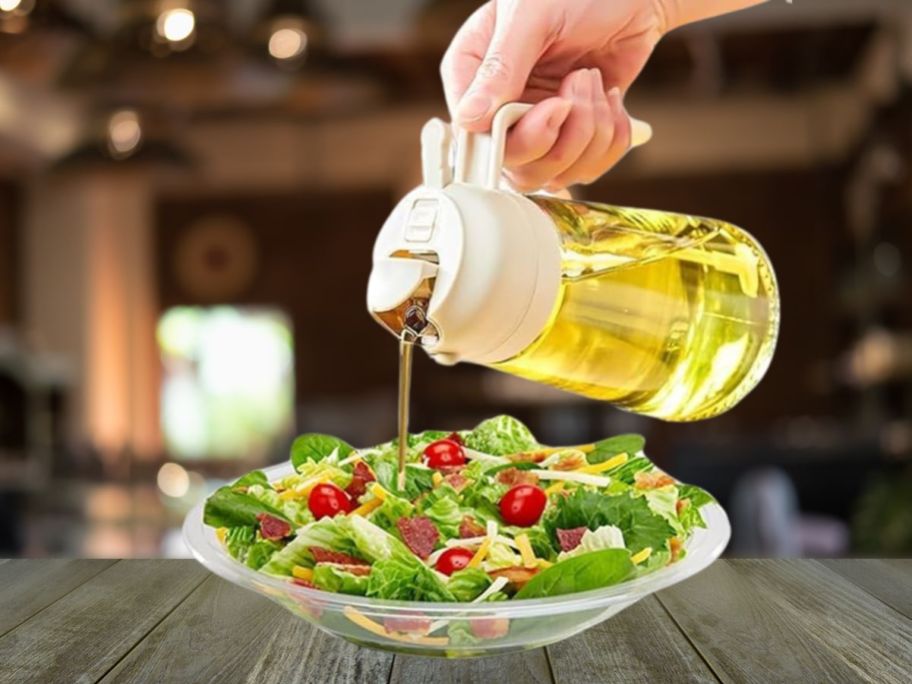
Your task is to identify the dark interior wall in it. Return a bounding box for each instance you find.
[0,181,20,325]
[156,189,400,399]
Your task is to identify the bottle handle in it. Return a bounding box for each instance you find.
[454,102,533,190]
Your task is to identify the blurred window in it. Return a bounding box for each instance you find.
[157,306,294,460]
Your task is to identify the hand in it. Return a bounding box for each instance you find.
[441,0,666,192]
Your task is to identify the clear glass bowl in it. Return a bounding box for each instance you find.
[184,461,730,658]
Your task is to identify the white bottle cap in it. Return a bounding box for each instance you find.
[367,104,562,365]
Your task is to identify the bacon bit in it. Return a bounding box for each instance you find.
[446,432,464,445]
[669,537,683,562]
[292,578,316,588]
[443,472,470,492]
[470,617,510,639]
[459,516,486,539]
[345,461,376,499]
[551,452,587,471]
[508,451,547,464]
[488,566,539,590]
[383,614,431,635]
[397,516,439,560]
[310,547,368,566]
[256,513,292,541]
[496,467,540,486]
[634,471,676,490]
[556,527,587,552]
[676,498,691,515]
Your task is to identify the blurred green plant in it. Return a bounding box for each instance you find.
[852,467,912,554]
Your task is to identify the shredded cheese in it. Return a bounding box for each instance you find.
[342,606,449,646]
[537,559,554,569]
[369,483,388,500]
[467,537,492,568]
[444,535,518,550]
[631,547,653,565]
[579,453,628,474]
[351,496,383,517]
[292,566,313,581]
[462,447,510,465]
[532,469,611,487]
[431,472,443,487]
[544,482,565,496]
[515,533,536,567]
[337,452,362,466]
[474,576,508,602]
[216,527,228,543]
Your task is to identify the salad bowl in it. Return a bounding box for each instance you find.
[184,460,730,658]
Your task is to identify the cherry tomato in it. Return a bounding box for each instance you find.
[308,483,353,519]
[446,432,464,445]
[423,439,467,469]
[434,547,475,576]
[499,484,547,527]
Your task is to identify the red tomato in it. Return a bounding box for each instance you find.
[446,432,464,445]
[423,439,467,469]
[308,483,353,519]
[499,484,547,526]
[434,547,475,576]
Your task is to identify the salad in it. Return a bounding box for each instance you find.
[203,416,714,613]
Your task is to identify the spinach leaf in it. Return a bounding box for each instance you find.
[677,483,716,508]
[233,470,269,487]
[464,415,538,456]
[203,485,290,528]
[290,433,354,468]
[605,456,653,484]
[515,549,633,599]
[543,489,675,553]
[586,434,645,464]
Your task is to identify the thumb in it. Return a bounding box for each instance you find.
[456,1,549,131]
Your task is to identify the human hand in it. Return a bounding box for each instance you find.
[441,0,666,192]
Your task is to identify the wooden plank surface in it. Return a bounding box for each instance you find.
[0,559,116,637]
[658,559,912,684]
[102,575,394,684]
[391,648,553,684]
[821,559,912,620]
[547,595,719,684]
[0,560,208,684]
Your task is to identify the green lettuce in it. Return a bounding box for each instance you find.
[366,554,455,602]
[558,524,625,560]
[260,517,359,576]
[246,540,281,570]
[446,568,492,602]
[290,433,354,468]
[312,564,369,595]
[246,484,312,526]
[224,525,255,561]
[585,434,645,464]
[203,485,289,529]
[422,492,463,539]
[368,490,415,535]
[464,415,538,456]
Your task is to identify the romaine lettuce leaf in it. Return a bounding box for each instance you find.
[246,540,281,570]
[312,564,369,595]
[203,485,290,529]
[246,484,312,526]
[366,554,455,602]
[260,517,359,576]
[368,490,415,535]
[224,525,255,561]
[421,492,463,539]
[558,524,625,561]
[464,415,538,456]
[446,568,492,602]
[515,548,633,599]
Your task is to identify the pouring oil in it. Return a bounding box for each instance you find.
[492,197,779,421]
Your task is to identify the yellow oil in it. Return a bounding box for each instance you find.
[492,197,779,421]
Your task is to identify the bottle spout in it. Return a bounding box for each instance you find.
[367,256,438,314]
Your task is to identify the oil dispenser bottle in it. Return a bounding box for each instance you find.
[367,104,779,421]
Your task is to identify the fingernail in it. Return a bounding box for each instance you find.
[458,92,491,122]
[547,100,572,129]
[629,117,653,147]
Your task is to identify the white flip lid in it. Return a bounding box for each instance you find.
[366,104,562,365]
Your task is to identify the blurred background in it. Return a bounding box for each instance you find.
[1,0,912,559]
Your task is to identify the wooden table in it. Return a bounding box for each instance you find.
[0,559,909,683]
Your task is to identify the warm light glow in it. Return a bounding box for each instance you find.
[0,0,22,12]
[268,26,307,60]
[107,109,142,158]
[156,8,195,43]
[158,462,191,498]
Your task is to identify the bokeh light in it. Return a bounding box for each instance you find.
[156,8,195,43]
[157,462,190,498]
[106,109,142,159]
[268,26,308,61]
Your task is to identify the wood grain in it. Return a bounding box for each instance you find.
[0,560,207,684]
[0,559,116,637]
[820,559,912,620]
[390,648,552,684]
[547,596,719,684]
[658,559,912,684]
[101,575,394,684]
